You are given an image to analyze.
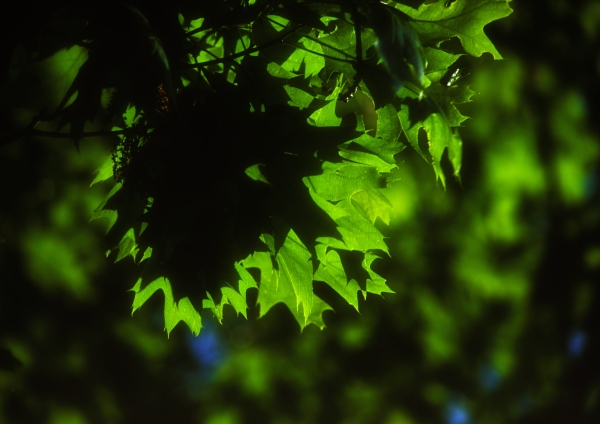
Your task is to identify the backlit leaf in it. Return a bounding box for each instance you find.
[314,245,362,311]
[131,277,202,336]
[90,155,114,186]
[351,189,394,225]
[396,0,513,59]
[245,164,270,185]
[284,86,314,110]
[276,229,314,324]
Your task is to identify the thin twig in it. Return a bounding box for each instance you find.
[264,16,354,60]
[339,6,364,101]
[182,24,303,69]
[283,41,354,63]
[0,126,150,147]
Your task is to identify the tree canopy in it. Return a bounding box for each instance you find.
[3,0,512,335]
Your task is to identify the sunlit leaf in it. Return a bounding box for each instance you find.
[284,86,314,110]
[243,250,332,330]
[131,277,202,336]
[351,189,393,225]
[396,0,513,59]
[244,164,270,185]
[399,106,462,186]
[314,245,362,311]
[275,229,314,323]
[363,252,394,296]
[90,155,114,186]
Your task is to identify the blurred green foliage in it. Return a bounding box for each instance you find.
[2,0,600,423]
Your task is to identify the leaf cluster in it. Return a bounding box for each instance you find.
[2,0,512,335]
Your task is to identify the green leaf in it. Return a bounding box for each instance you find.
[90,209,118,235]
[425,79,476,127]
[138,246,152,264]
[421,112,462,184]
[202,292,226,324]
[235,261,260,293]
[351,189,394,225]
[301,295,333,330]
[260,233,276,255]
[447,128,463,181]
[307,77,343,126]
[308,100,341,126]
[376,104,403,143]
[276,229,314,324]
[244,164,270,185]
[284,86,314,110]
[114,228,138,262]
[220,287,247,318]
[243,250,332,330]
[259,16,327,78]
[304,158,392,253]
[200,261,260,322]
[316,20,357,78]
[282,38,325,79]
[422,47,462,74]
[243,251,278,317]
[398,107,462,186]
[305,161,382,201]
[363,253,394,296]
[90,155,114,186]
[335,214,390,253]
[220,262,260,319]
[305,190,389,254]
[315,237,348,251]
[123,105,137,127]
[131,277,202,336]
[314,245,362,311]
[266,62,297,79]
[397,0,513,59]
[340,133,406,165]
[90,182,121,234]
[338,150,397,173]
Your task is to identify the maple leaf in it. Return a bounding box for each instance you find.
[131,277,201,336]
[396,0,514,59]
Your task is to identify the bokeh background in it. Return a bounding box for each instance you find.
[1,0,600,423]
